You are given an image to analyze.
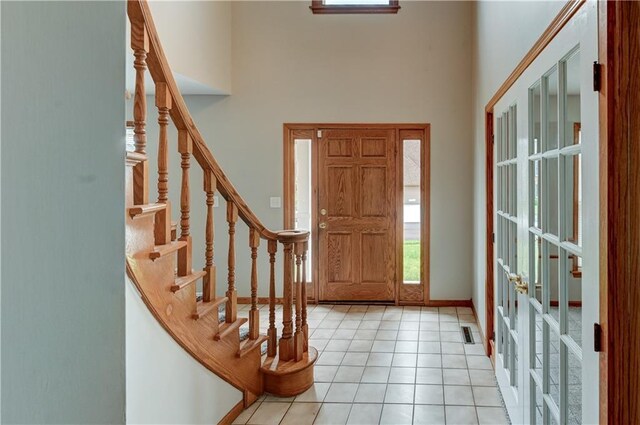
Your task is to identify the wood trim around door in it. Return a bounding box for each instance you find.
[598,1,640,423]
[283,123,432,306]
[483,0,586,358]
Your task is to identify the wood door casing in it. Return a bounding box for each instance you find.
[318,128,396,301]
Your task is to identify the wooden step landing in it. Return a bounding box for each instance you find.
[129,203,165,219]
[171,271,206,293]
[237,335,268,359]
[214,318,248,341]
[192,297,228,320]
[261,347,318,397]
[149,240,187,260]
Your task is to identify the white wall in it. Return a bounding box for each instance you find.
[1,1,126,422]
[149,0,232,94]
[144,0,474,301]
[126,279,242,424]
[471,1,565,336]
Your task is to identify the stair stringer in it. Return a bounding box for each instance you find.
[126,257,263,398]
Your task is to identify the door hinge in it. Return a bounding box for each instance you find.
[492,232,495,243]
[593,62,602,92]
[594,323,603,352]
[317,130,322,138]
[491,331,495,341]
[492,134,495,144]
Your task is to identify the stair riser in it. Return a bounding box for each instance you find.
[125,214,156,256]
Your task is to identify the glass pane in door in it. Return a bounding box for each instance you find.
[294,138,312,277]
[402,139,421,283]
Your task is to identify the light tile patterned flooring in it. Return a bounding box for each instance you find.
[233,304,510,425]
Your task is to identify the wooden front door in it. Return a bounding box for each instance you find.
[318,128,396,302]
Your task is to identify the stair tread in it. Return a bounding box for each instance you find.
[129,203,165,219]
[126,151,146,164]
[192,297,228,320]
[171,270,206,293]
[237,334,269,358]
[149,240,187,260]
[214,318,248,341]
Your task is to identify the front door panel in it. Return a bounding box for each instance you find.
[318,128,396,302]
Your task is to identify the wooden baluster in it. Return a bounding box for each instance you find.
[177,131,191,277]
[267,240,278,357]
[153,82,172,245]
[131,21,149,205]
[293,241,304,361]
[226,202,238,323]
[249,228,260,340]
[279,241,294,361]
[302,240,309,352]
[156,82,171,203]
[203,171,217,303]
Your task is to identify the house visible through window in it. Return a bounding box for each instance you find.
[310,0,400,14]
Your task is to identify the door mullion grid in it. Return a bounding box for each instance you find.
[557,57,570,425]
[496,115,504,357]
[511,105,518,222]
[526,83,542,424]
[510,105,519,389]
[541,68,554,424]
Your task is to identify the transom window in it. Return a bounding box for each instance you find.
[310,0,400,14]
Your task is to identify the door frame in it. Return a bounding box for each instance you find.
[483,1,640,423]
[283,123,432,306]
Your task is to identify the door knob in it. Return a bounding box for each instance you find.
[319,222,327,229]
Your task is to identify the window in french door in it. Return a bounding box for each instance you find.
[496,103,519,390]
[528,46,583,425]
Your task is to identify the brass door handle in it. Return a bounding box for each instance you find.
[507,273,521,284]
[319,222,327,229]
[507,273,528,294]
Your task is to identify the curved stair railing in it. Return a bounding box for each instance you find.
[125,0,315,405]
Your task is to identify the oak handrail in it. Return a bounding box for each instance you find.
[127,0,279,241]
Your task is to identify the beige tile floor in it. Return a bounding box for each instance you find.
[233,304,510,425]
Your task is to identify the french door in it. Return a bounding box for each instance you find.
[493,3,599,424]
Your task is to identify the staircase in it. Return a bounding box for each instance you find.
[125,0,316,410]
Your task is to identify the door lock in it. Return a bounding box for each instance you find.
[319,222,327,229]
[320,208,327,216]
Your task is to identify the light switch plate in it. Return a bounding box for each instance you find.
[213,196,219,207]
[270,197,281,208]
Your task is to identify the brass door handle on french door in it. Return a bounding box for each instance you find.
[507,273,528,295]
[319,222,327,229]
